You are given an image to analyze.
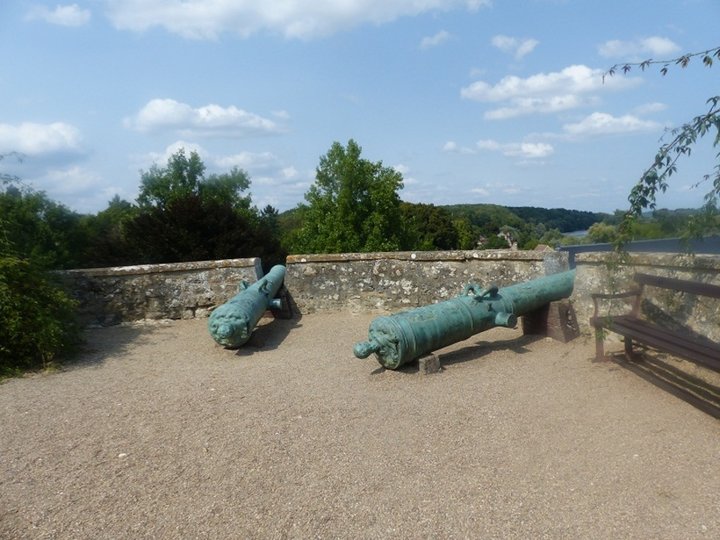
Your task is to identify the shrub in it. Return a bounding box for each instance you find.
[0,255,81,377]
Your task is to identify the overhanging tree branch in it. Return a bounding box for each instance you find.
[604,46,720,238]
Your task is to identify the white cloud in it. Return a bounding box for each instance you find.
[632,102,667,115]
[216,151,280,170]
[485,95,597,120]
[144,140,208,166]
[281,166,298,179]
[471,187,490,196]
[477,139,554,159]
[420,30,451,49]
[491,35,538,59]
[41,166,100,195]
[26,3,91,26]
[126,98,281,137]
[393,163,410,174]
[461,64,640,119]
[393,163,419,186]
[0,122,82,156]
[462,65,630,101]
[105,0,490,40]
[598,36,681,59]
[442,140,477,154]
[476,139,500,151]
[562,112,661,137]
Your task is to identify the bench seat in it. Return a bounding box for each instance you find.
[590,314,720,372]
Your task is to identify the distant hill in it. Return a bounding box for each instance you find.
[280,203,609,233]
[441,204,609,233]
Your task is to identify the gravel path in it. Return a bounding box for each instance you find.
[1,312,718,539]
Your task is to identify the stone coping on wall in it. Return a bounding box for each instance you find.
[287,250,555,264]
[63,257,263,278]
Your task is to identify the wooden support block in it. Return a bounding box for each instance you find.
[418,353,441,374]
[522,300,579,343]
[271,287,294,319]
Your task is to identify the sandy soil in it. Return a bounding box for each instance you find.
[1,312,718,539]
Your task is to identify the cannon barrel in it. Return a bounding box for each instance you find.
[208,264,286,348]
[353,270,575,369]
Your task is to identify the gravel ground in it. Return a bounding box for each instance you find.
[1,312,718,539]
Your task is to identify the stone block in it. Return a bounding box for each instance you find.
[418,353,441,374]
[522,300,580,343]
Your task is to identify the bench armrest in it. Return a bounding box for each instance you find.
[591,289,642,318]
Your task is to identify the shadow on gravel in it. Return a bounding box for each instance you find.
[368,334,545,375]
[69,324,154,370]
[439,334,543,367]
[235,313,303,356]
[610,350,720,419]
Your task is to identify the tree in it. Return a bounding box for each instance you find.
[0,176,85,270]
[453,217,478,249]
[400,202,459,250]
[125,195,261,263]
[126,149,285,266]
[294,140,404,253]
[605,46,720,239]
[77,195,137,267]
[137,149,252,211]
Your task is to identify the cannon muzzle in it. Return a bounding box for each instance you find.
[208,264,287,348]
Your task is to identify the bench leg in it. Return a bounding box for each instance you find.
[595,327,606,361]
[624,336,637,360]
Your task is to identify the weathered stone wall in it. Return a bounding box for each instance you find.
[573,252,720,341]
[61,251,720,341]
[60,258,262,326]
[285,250,568,313]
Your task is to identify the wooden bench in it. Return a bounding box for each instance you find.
[590,273,720,372]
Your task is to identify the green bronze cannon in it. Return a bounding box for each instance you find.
[354,270,575,369]
[208,264,286,348]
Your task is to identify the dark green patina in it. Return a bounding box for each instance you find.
[354,270,576,369]
[208,264,286,348]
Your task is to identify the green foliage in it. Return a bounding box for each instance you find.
[126,149,285,267]
[126,193,254,263]
[0,249,81,377]
[507,206,606,233]
[138,149,205,208]
[536,228,566,247]
[293,140,404,253]
[400,202,459,250]
[0,155,82,377]
[0,184,86,269]
[452,218,477,249]
[77,195,137,267]
[587,222,618,244]
[281,200,610,252]
[442,204,607,249]
[585,208,702,244]
[138,148,253,211]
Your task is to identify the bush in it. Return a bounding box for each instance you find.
[0,255,81,377]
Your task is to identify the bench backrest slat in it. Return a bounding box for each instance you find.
[634,273,720,299]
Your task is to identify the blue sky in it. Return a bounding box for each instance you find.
[1,0,718,215]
